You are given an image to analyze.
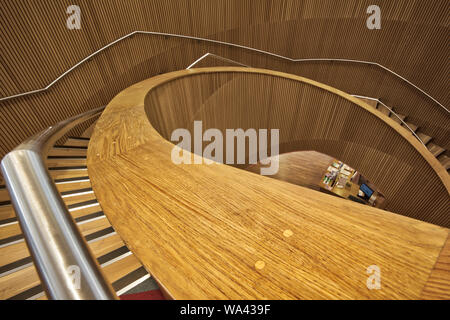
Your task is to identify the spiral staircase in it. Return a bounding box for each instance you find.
[358,97,449,170]
[0,125,162,300]
[0,0,448,301]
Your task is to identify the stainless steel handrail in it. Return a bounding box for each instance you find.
[187,52,251,69]
[0,30,447,114]
[0,106,117,300]
[351,94,425,145]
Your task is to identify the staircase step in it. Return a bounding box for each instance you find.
[47,157,87,168]
[427,143,445,157]
[77,217,111,237]
[416,132,432,145]
[0,187,10,204]
[0,242,31,272]
[9,284,46,300]
[0,204,16,224]
[88,233,125,258]
[0,213,110,248]
[55,178,91,193]
[1,232,125,300]
[29,247,134,300]
[61,189,96,206]
[0,223,22,246]
[0,265,41,300]
[437,154,450,170]
[0,227,118,278]
[64,137,90,148]
[103,254,142,285]
[50,168,88,180]
[378,105,391,117]
[390,113,406,125]
[114,267,150,295]
[359,98,378,109]
[402,122,419,133]
[68,200,101,220]
[48,146,87,157]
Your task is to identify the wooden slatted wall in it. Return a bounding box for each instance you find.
[0,0,449,159]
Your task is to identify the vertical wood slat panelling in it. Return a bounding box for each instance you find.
[0,0,449,158]
[144,71,449,227]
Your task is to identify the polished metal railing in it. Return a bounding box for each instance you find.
[0,31,447,115]
[186,52,251,69]
[0,106,117,300]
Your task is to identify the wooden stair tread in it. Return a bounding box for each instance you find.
[427,143,445,157]
[390,112,406,125]
[46,158,87,168]
[0,265,40,300]
[50,168,88,180]
[378,105,391,116]
[358,98,378,109]
[0,232,126,300]
[0,187,10,204]
[55,179,91,193]
[0,223,22,243]
[102,254,142,284]
[64,137,90,148]
[88,234,125,257]
[416,132,432,145]
[77,217,111,237]
[0,204,16,223]
[61,190,96,206]
[403,122,418,133]
[437,154,450,170]
[0,215,110,246]
[48,147,87,157]
[0,231,122,271]
[69,203,102,220]
[0,242,30,268]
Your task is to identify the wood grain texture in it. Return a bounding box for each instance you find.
[1,0,449,159]
[421,234,450,299]
[245,151,334,191]
[0,188,10,203]
[0,265,40,300]
[87,67,450,299]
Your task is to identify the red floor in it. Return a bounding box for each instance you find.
[120,289,165,300]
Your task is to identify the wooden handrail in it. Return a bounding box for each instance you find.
[87,67,449,299]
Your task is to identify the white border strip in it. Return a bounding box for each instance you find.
[100,251,132,268]
[116,274,151,296]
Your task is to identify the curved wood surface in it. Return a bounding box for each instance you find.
[88,67,449,299]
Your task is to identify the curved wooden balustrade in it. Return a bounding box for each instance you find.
[88,67,449,299]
